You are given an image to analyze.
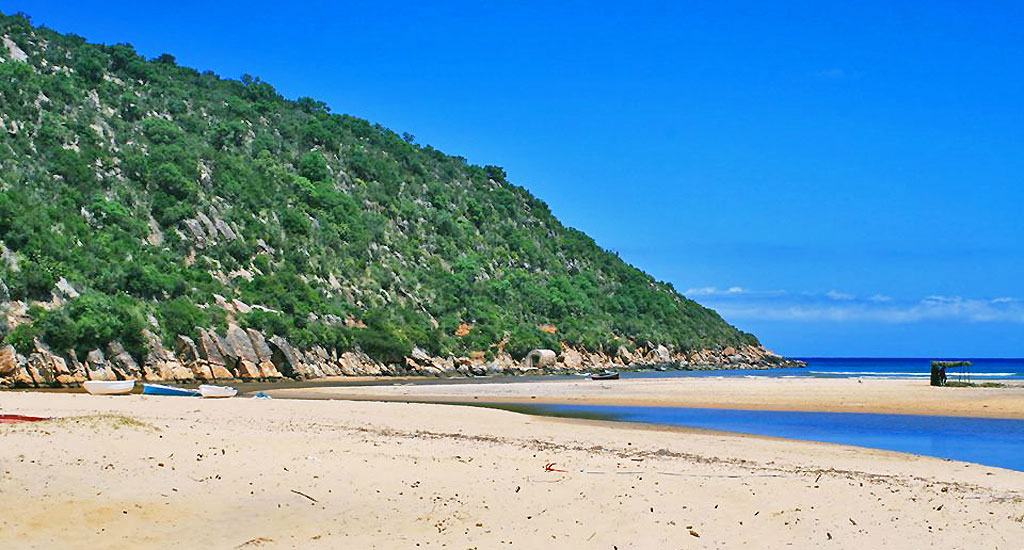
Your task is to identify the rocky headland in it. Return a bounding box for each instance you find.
[0,314,800,388]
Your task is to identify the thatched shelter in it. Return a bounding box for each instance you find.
[930,360,971,386]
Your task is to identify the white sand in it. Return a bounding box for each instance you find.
[1,390,1022,549]
[271,376,1024,419]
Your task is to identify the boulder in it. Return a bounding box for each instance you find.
[0,345,20,376]
[106,341,142,380]
[225,324,260,365]
[213,217,237,240]
[54,277,80,300]
[142,330,193,381]
[67,350,86,379]
[199,330,236,378]
[25,353,54,385]
[244,328,282,378]
[85,349,116,381]
[268,335,311,379]
[10,365,34,386]
[208,363,234,379]
[234,359,262,379]
[559,347,584,371]
[491,353,515,372]
[8,363,35,386]
[616,346,634,364]
[524,349,556,369]
[175,335,214,379]
[18,341,78,386]
[652,344,671,364]
[196,328,228,367]
[182,219,207,244]
[410,346,431,363]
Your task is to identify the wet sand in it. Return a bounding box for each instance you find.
[1,390,1023,549]
[267,376,1024,419]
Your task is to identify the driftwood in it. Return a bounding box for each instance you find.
[290,489,318,503]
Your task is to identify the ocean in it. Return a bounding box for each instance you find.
[620,357,1024,381]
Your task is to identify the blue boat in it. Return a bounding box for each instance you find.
[142,383,201,397]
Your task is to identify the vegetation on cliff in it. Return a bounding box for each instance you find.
[0,12,758,364]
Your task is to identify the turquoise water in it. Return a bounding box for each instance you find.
[524,404,1024,472]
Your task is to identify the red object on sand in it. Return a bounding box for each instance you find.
[544,462,567,472]
[0,414,51,424]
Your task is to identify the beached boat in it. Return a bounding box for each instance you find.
[0,415,51,424]
[142,384,200,397]
[83,380,135,395]
[590,371,620,380]
[199,384,238,398]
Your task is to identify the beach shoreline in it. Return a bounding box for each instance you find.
[265,376,1024,420]
[3,382,1024,549]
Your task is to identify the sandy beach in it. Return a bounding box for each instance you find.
[2,384,1023,549]
[268,376,1024,419]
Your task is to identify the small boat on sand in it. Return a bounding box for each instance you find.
[0,415,51,424]
[142,384,200,397]
[83,380,135,395]
[199,384,237,398]
[590,371,620,381]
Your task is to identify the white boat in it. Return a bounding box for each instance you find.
[83,380,135,395]
[199,384,237,398]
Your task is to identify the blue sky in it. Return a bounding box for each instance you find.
[12,1,1023,356]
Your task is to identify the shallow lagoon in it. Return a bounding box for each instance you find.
[517,404,1024,472]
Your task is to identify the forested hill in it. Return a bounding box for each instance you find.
[0,12,763,372]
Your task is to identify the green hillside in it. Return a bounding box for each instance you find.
[0,12,759,366]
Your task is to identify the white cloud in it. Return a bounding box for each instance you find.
[684,286,784,298]
[826,290,854,301]
[690,287,1024,324]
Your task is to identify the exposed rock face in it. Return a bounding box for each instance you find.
[106,342,142,380]
[246,328,283,378]
[195,328,233,379]
[0,344,34,387]
[223,323,258,378]
[559,346,584,371]
[85,349,116,381]
[142,330,193,381]
[54,277,80,300]
[268,335,310,379]
[209,324,282,380]
[0,323,799,387]
[0,345,20,376]
[22,340,83,385]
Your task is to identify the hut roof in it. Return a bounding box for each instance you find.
[930,360,971,367]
